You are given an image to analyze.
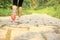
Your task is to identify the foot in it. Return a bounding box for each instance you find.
[14,17,21,24]
[11,13,16,21]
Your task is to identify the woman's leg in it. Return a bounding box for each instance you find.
[12,0,17,13]
[18,0,23,17]
[11,0,17,21]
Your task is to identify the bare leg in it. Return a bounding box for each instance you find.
[11,5,17,21]
[18,7,22,17]
[12,5,17,13]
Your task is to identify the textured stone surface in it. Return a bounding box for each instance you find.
[0,14,60,40]
[0,29,7,40]
[0,25,60,40]
[0,14,60,27]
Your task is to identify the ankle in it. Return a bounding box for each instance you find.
[12,11,16,14]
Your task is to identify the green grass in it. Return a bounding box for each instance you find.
[33,7,60,18]
[0,8,12,16]
[32,6,60,18]
[0,5,60,18]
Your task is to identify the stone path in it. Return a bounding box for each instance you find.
[0,14,60,40]
[0,14,60,27]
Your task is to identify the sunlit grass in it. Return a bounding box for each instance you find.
[0,6,60,18]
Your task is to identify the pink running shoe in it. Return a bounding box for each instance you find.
[11,13,16,21]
